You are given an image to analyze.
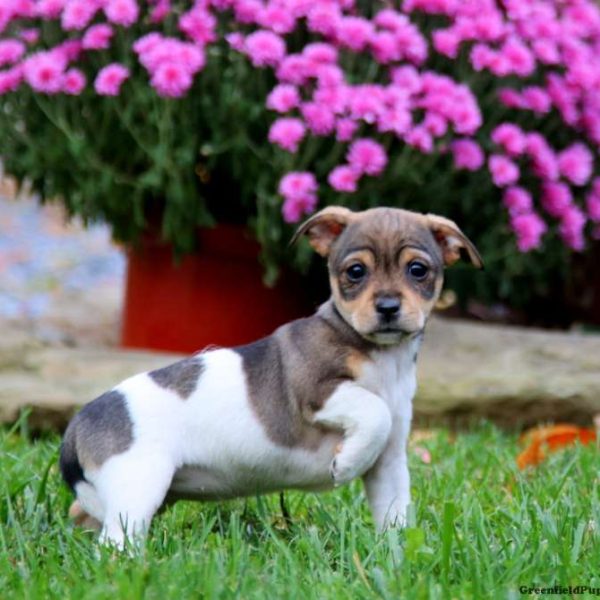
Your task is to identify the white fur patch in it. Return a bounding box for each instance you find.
[357,337,419,530]
[75,338,421,546]
[78,349,339,547]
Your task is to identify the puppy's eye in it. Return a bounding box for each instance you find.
[408,261,429,280]
[346,263,367,282]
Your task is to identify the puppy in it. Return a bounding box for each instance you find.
[60,206,482,547]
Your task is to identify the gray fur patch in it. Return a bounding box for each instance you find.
[234,302,374,449]
[66,390,133,471]
[148,357,204,399]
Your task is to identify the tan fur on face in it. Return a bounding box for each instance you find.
[331,247,441,341]
[325,208,472,342]
[293,206,482,346]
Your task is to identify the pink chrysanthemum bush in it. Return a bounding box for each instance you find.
[1,0,600,318]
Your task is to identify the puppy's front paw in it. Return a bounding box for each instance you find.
[329,455,360,487]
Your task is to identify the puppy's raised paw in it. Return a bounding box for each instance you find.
[329,455,361,487]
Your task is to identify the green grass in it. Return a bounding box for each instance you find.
[2,419,600,600]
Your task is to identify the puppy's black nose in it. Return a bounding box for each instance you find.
[375,297,400,320]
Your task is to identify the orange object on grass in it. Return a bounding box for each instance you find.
[516,424,596,469]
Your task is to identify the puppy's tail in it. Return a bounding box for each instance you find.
[59,419,85,492]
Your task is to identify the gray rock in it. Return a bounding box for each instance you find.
[0,340,182,431]
[1,317,599,431]
[416,318,600,427]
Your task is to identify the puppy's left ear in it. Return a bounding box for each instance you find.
[290,206,355,256]
[427,214,483,268]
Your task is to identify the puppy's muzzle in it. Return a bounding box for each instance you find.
[375,296,401,324]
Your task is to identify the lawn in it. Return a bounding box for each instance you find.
[2,418,599,600]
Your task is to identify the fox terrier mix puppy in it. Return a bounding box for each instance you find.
[60,206,482,548]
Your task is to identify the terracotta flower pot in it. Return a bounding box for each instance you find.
[121,224,312,353]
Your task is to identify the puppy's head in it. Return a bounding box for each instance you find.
[292,206,482,345]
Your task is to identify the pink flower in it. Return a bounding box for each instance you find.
[423,113,447,137]
[394,21,428,65]
[179,7,217,45]
[313,83,347,114]
[279,172,318,223]
[348,84,385,123]
[498,87,525,109]
[328,165,359,193]
[266,84,299,113]
[433,28,460,58]
[276,54,309,84]
[150,62,193,98]
[259,4,296,34]
[19,28,40,45]
[336,118,358,142]
[347,139,388,176]
[303,43,338,65]
[586,184,600,222]
[0,65,23,95]
[244,30,285,67]
[500,37,535,77]
[282,195,318,223]
[404,126,433,153]
[391,65,422,93]
[301,102,335,135]
[503,186,533,215]
[104,0,138,27]
[374,8,408,31]
[268,118,305,153]
[225,32,245,52]
[370,31,401,64]
[150,0,171,23]
[53,39,82,62]
[314,63,344,87]
[94,63,129,96]
[82,24,114,51]
[540,182,573,218]
[491,123,526,156]
[488,155,519,187]
[526,133,559,181]
[61,0,99,31]
[136,37,205,76]
[307,4,341,36]
[511,212,547,252]
[173,44,205,73]
[470,43,495,71]
[450,139,484,171]
[557,143,593,186]
[234,0,261,25]
[23,51,66,94]
[521,86,551,114]
[335,16,374,52]
[559,205,586,251]
[35,0,64,19]
[133,32,162,55]
[531,39,560,65]
[581,109,600,145]
[62,67,85,95]
[0,40,25,67]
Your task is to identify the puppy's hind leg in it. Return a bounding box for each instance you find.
[70,480,104,531]
[92,449,175,550]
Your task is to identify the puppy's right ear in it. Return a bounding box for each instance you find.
[290,206,354,256]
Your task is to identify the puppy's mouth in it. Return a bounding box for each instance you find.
[364,327,409,345]
[364,325,424,345]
